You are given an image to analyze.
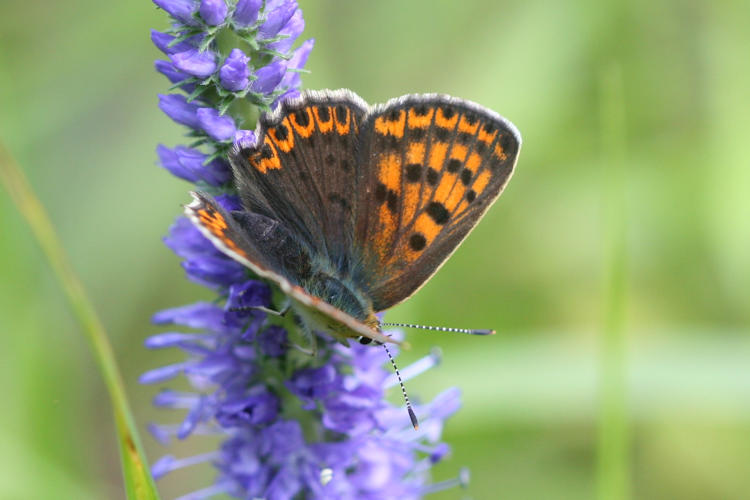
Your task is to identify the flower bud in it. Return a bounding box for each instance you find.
[258,1,296,40]
[233,0,261,26]
[199,0,227,25]
[153,0,198,26]
[219,48,250,91]
[250,60,286,94]
[169,48,217,78]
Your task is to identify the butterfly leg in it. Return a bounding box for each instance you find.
[284,313,318,357]
[227,303,290,316]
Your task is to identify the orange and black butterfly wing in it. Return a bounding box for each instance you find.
[229,90,368,264]
[185,191,313,286]
[353,95,521,311]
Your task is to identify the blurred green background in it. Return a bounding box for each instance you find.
[2,1,749,498]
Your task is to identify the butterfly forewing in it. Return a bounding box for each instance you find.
[354,95,521,311]
[230,90,368,263]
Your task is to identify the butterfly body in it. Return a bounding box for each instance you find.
[186,89,521,345]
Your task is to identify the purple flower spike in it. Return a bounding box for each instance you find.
[199,0,227,25]
[197,108,237,141]
[158,93,200,129]
[153,0,198,26]
[251,60,286,94]
[233,0,261,26]
[170,48,217,78]
[149,1,465,497]
[219,48,250,92]
[258,1,297,40]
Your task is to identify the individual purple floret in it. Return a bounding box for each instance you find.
[170,48,217,78]
[156,144,230,185]
[219,48,250,92]
[267,8,305,54]
[154,0,199,26]
[250,60,286,94]
[199,0,227,26]
[258,1,298,40]
[233,0,261,26]
[158,93,200,129]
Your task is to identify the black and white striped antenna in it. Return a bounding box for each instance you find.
[380,322,495,336]
[382,343,419,430]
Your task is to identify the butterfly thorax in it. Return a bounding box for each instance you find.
[295,268,379,342]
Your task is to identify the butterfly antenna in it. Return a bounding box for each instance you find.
[382,343,419,430]
[380,322,495,336]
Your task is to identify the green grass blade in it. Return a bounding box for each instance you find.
[597,62,630,500]
[0,141,161,500]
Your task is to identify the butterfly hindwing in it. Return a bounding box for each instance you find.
[229,90,368,264]
[353,95,521,311]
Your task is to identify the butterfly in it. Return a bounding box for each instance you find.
[185,89,521,347]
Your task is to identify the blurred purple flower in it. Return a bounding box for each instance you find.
[259,325,287,357]
[219,48,250,92]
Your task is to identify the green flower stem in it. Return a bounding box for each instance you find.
[0,141,160,500]
[597,63,630,500]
